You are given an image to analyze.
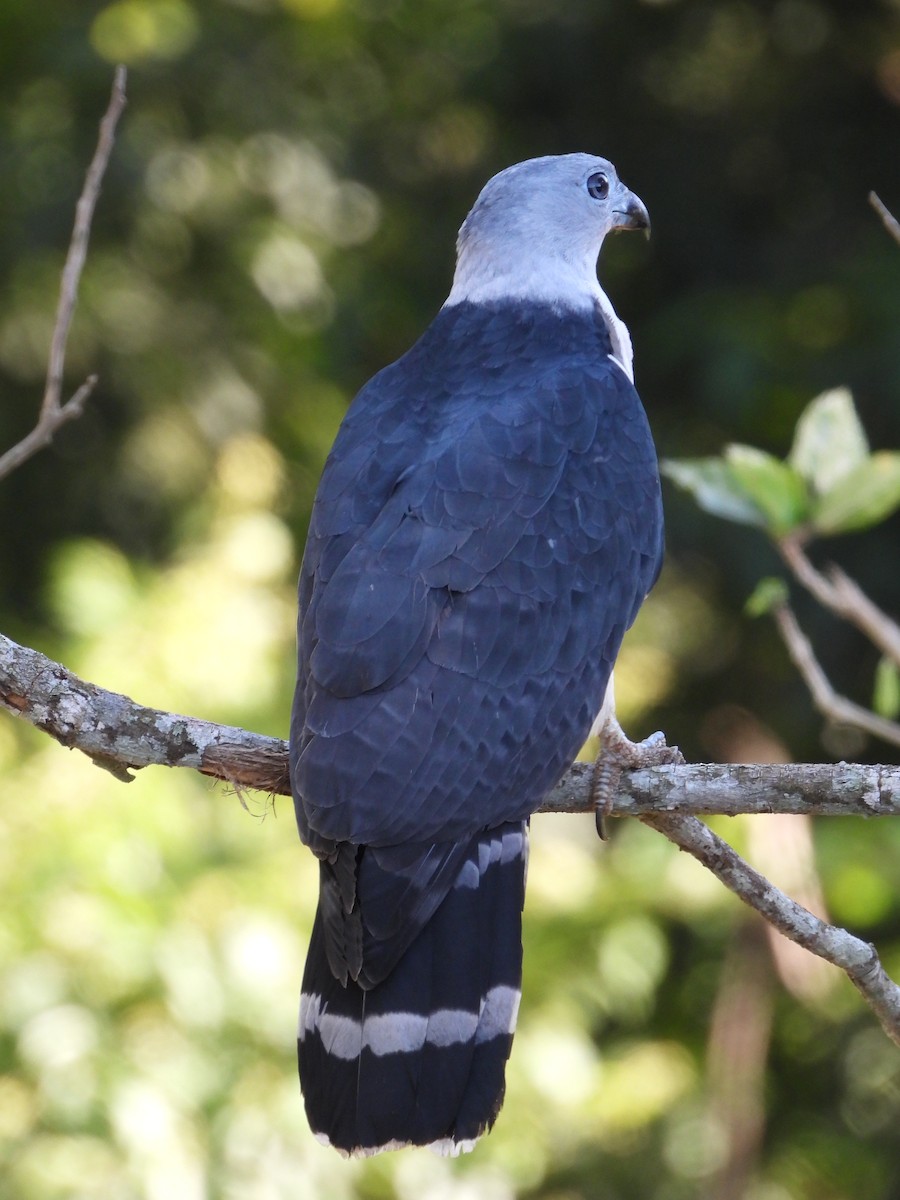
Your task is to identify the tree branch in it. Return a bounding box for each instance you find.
[0,66,127,484]
[5,628,900,1042]
[870,191,900,249]
[0,631,290,794]
[778,535,900,668]
[554,758,900,818]
[4,630,900,817]
[643,811,900,1048]
[772,602,900,748]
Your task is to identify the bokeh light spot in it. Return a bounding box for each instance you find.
[47,540,137,637]
[216,433,286,509]
[91,0,199,63]
[250,232,326,313]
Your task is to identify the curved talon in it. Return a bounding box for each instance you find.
[596,807,610,840]
[591,757,622,840]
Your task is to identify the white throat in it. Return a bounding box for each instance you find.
[444,254,601,312]
[444,267,634,384]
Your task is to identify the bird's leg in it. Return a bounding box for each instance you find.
[590,675,683,839]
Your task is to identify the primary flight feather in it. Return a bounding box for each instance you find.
[290,153,662,1156]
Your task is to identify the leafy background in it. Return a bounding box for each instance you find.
[1,1,899,1197]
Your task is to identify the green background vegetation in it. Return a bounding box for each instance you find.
[1,1,899,1196]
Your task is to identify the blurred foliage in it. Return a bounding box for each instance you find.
[665,389,900,536]
[1,1,900,1197]
[666,390,900,725]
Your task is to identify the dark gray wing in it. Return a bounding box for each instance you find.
[290,301,663,983]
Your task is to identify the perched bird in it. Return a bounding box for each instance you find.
[290,153,664,1157]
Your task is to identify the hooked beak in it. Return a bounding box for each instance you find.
[611,190,651,239]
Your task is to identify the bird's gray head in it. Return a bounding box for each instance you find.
[445,153,649,311]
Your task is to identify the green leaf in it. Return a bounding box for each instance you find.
[745,576,789,618]
[789,387,869,493]
[724,444,809,534]
[873,657,900,721]
[661,457,766,527]
[812,451,900,534]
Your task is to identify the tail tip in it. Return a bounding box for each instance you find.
[311,1130,480,1159]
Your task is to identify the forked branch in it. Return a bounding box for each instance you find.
[772,602,900,748]
[778,535,900,669]
[0,66,127,483]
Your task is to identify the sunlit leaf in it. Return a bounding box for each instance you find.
[789,387,870,494]
[724,444,809,534]
[661,457,766,527]
[812,452,900,534]
[745,576,788,618]
[873,657,900,721]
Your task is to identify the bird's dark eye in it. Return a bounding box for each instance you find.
[586,172,609,200]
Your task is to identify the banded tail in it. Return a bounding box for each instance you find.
[297,822,528,1156]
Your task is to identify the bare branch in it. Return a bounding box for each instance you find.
[0,631,289,794]
[42,66,127,423]
[0,66,127,484]
[0,375,99,482]
[553,758,900,818]
[6,627,900,1040]
[772,602,900,748]
[643,811,900,1048]
[870,191,900,248]
[824,563,900,667]
[778,535,900,667]
[4,630,900,819]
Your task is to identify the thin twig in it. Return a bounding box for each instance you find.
[772,603,900,748]
[0,66,127,484]
[643,811,900,1048]
[870,191,900,248]
[0,375,99,482]
[824,563,900,667]
[778,535,900,667]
